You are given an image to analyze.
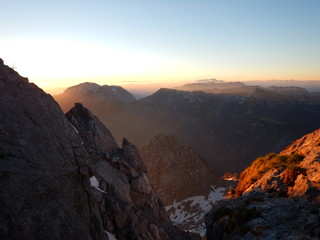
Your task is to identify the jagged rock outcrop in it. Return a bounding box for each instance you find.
[141,134,215,205]
[206,191,320,240]
[0,59,105,239]
[140,135,226,237]
[206,129,320,240]
[65,104,199,240]
[280,129,320,192]
[0,59,198,240]
[233,129,320,199]
[66,102,119,155]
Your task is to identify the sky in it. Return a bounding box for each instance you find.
[1,0,320,93]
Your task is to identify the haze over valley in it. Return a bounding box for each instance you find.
[54,80,320,176]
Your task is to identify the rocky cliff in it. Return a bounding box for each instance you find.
[0,59,105,239]
[0,59,197,240]
[205,129,320,240]
[141,135,225,236]
[141,134,216,205]
[66,104,198,240]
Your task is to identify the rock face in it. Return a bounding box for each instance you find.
[66,102,119,154]
[141,135,224,236]
[205,129,320,240]
[0,59,197,240]
[206,191,320,240]
[141,134,216,205]
[66,104,198,240]
[233,129,320,198]
[0,59,105,239]
[280,129,320,193]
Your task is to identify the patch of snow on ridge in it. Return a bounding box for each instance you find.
[90,176,99,188]
[104,230,117,240]
[78,83,100,95]
[68,122,79,134]
[165,186,226,237]
[90,176,106,193]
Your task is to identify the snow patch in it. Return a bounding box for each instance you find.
[165,186,226,237]
[104,230,117,240]
[76,83,100,95]
[111,86,121,97]
[69,122,79,134]
[90,176,99,188]
[90,176,106,193]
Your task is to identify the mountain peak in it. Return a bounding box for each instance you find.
[55,82,136,113]
[63,82,101,95]
[65,102,119,154]
[62,82,136,102]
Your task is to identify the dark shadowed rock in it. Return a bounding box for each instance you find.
[206,191,320,240]
[141,134,216,205]
[0,60,198,240]
[141,135,226,237]
[0,60,105,239]
[66,102,118,155]
[122,138,147,173]
[65,104,199,240]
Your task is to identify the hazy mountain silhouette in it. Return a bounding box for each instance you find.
[245,79,320,92]
[55,82,136,113]
[54,82,320,176]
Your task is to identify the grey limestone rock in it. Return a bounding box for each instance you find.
[0,59,198,240]
[65,103,199,240]
[0,59,106,240]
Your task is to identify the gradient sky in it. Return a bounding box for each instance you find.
[1,0,320,92]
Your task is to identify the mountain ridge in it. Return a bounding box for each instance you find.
[54,82,320,176]
[205,128,320,239]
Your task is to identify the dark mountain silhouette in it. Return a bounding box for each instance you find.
[141,134,227,236]
[54,83,320,176]
[55,82,136,114]
[245,79,320,92]
[176,79,249,94]
[206,128,320,239]
[0,59,198,240]
[141,134,216,205]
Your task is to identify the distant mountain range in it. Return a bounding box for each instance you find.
[177,78,320,93]
[245,79,320,92]
[54,81,320,176]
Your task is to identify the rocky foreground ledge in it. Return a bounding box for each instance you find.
[205,129,320,240]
